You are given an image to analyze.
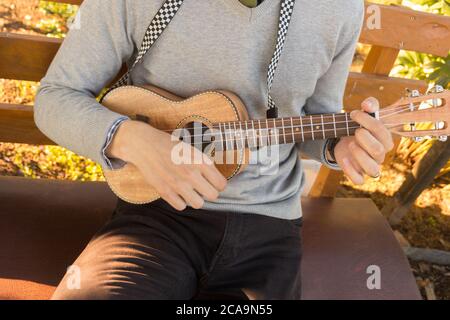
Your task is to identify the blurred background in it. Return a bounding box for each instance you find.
[0,0,449,299]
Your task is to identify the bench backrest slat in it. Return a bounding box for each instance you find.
[0,33,61,82]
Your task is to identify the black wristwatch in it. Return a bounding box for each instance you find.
[326,138,340,164]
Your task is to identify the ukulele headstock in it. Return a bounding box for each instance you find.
[381,85,450,142]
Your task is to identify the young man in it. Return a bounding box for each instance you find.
[34,0,393,300]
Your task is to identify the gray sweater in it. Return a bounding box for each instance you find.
[34,0,364,219]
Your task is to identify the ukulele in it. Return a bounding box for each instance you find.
[101,84,450,204]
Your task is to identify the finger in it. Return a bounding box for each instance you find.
[350,110,394,151]
[177,184,205,209]
[361,97,380,113]
[349,142,381,178]
[142,170,187,211]
[190,172,220,201]
[338,138,364,173]
[341,157,364,185]
[158,160,216,209]
[201,157,227,192]
[349,156,364,175]
[160,190,187,211]
[354,128,385,164]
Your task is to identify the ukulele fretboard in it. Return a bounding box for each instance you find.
[201,112,362,150]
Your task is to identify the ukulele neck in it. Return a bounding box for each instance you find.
[211,112,363,149]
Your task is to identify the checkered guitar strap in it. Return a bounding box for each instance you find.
[103,0,185,96]
[266,0,296,118]
[103,0,296,120]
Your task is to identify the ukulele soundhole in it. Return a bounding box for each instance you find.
[176,121,215,154]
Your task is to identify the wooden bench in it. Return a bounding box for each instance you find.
[0,176,420,300]
[2,0,448,299]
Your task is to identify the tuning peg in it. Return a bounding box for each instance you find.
[434,85,444,93]
[438,136,448,142]
[406,90,420,133]
[427,85,444,94]
[406,89,420,98]
[426,85,445,135]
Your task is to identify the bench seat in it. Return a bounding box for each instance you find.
[0,176,420,300]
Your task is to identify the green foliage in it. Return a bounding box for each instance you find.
[34,18,65,38]
[370,0,450,15]
[38,1,78,20]
[392,52,450,88]
[407,0,450,15]
[7,144,104,181]
[428,55,450,87]
[36,1,78,38]
[36,146,104,181]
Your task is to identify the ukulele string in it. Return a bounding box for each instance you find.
[158,103,418,136]
[208,124,407,149]
[213,102,440,146]
[162,104,418,141]
[181,123,406,148]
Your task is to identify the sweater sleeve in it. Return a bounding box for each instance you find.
[34,0,135,168]
[299,5,364,170]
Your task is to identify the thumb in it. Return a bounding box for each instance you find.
[361,97,380,113]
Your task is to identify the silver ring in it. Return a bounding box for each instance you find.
[371,172,381,179]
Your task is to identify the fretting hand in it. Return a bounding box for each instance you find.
[333,97,394,185]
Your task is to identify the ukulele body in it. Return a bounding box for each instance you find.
[101,85,250,204]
